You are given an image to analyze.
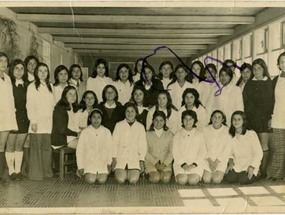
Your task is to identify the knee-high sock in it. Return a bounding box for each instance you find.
[0,152,6,177]
[5,152,15,175]
[261,150,270,176]
[14,151,23,173]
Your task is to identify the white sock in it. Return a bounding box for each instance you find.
[5,152,15,175]
[14,151,23,173]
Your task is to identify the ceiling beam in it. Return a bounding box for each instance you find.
[39,27,234,36]
[65,44,207,50]
[54,37,217,44]
[17,14,255,25]
[73,49,198,54]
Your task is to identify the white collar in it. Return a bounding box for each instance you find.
[104,102,116,109]
[252,76,268,81]
[15,79,24,86]
[70,78,80,85]
[154,128,164,138]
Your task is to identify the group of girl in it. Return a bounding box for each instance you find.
[0,51,285,186]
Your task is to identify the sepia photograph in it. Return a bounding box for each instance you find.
[1,1,285,213]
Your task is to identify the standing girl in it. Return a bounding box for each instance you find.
[190,61,205,89]
[26,63,54,180]
[53,65,69,104]
[243,59,273,178]
[134,63,164,108]
[146,90,179,134]
[86,58,113,103]
[202,110,231,184]
[0,53,18,182]
[68,64,86,101]
[224,111,263,184]
[145,111,173,183]
[112,102,147,184]
[167,64,195,110]
[178,88,208,129]
[236,63,253,91]
[99,85,125,133]
[76,109,112,184]
[78,91,99,130]
[114,63,134,105]
[158,61,174,90]
[24,56,39,82]
[173,110,206,185]
[130,86,149,129]
[6,59,30,180]
[212,67,244,123]
[268,51,285,181]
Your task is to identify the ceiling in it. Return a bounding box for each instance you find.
[9,7,265,59]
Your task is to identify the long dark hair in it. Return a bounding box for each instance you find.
[34,63,53,93]
[68,64,83,81]
[0,52,9,67]
[134,58,144,75]
[208,110,227,126]
[252,58,271,80]
[101,84,119,104]
[181,88,203,109]
[140,63,156,84]
[79,90,99,111]
[8,59,29,86]
[277,51,285,70]
[56,85,79,112]
[181,110,198,128]
[24,55,39,72]
[158,61,174,80]
[190,60,205,82]
[130,86,147,107]
[236,63,253,86]
[53,65,69,86]
[115,63,134,85]
[167,64,191,88]
[155,90,177,118]
[91,58,109,78]
[219,66,233,86]
[229,111,248,137]
[149,110,169,131]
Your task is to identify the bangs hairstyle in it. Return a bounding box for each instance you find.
[167,64,191,88]
[54,65,69,86]
[208,110,227,126]
[56,85,79,112]
[149,110,169,131]
[158,61,174,80]
[124,102,139,117]
[68,64,83,81]
[134,58,145,74]
[277,51,285,68]
[219,66,233,82]
[140,63,156,83]
[204,63,217,77]
[181,88,203,109]
[229,111,248,137]
[79,90,99,111]
[156,90,178,118]
[181,110,198,128]
[91,58,109,78]
[24,55,39,69]
[0,52,9,66]
[252,58,271,79]
[101,84,119,103]
[190,60,206,82]
[236,63,253,86]
[87,108,103,126]
[130,86,147,107]
[8,59,29,85]
[34,62,53,93]
[115,63,134,85]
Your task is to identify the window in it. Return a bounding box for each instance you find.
[255,28,268,54]
[233,39,242,60]
[243,33,252,58]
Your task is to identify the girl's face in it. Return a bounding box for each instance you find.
[219,71,231,86]
[97,63,106,78]
[158,93,168,108]
[153,116,165,130]
[211,112,224,129]
[0,56,8,72]
[161,64,172,78]
[133,89,144,104]
[13,64,24,80]
[241,68,252,82]
[71,67,81,80]
[136,60,143,73]
[66,89,77,104]
[105,87,116,101]
[253,64,264,80]
[183,115,195,130]
[279,55,285,72]
[205,68,217,81]
[91,113,102,129]
[37,66,48,81]
[192,64,201,76]
[145,68,153,81]
[27,59,37,73]
[119,67,129,82]
[232,114,243,130]
[175,68,187,81]
[84,93,96,108]
[125,106,137,122]
[57,69,68,84]
[184,93,195,107]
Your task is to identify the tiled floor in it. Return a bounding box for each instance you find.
[1,174,285,213]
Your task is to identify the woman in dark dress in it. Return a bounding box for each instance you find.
[6,59,30,180]
[243,58,273,178]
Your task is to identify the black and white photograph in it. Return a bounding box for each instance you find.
[1,1,285,213]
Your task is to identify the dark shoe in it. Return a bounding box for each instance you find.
[9,173,17,181]
[268,177,277,182]
[16,173,26,180]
